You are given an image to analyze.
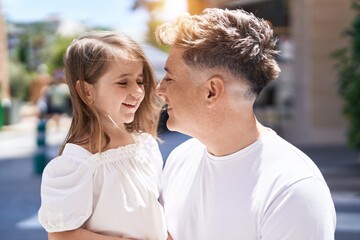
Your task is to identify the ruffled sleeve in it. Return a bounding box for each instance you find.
[38,153,94,232]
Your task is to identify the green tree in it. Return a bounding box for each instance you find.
[132,0,170,52]
[333,0,360,149]
[16,21,57,71]
[9,60,34,101]
[42,35,74,73]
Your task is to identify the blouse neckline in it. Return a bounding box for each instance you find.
[62,133,144,159]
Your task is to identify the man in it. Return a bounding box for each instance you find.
[156,8,336,240]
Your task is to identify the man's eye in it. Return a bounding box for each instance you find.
[164,77,173,82]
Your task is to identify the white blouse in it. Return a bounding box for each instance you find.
[38,133,167,240]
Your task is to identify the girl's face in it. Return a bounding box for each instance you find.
[87,58,145,127]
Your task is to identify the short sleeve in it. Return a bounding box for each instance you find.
[261,177,336,240]
[38,155,94,232]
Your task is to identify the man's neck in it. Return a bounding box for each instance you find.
[197,115,267,157]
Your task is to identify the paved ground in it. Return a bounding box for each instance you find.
[0,116,360,239]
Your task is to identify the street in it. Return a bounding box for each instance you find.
[0,118,360,240]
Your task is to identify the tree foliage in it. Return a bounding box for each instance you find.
[9,61,34,101]
[8,21,74,100]
[333,0,360,149]
[42,35,74,74]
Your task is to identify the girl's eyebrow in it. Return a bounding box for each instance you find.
[115,73,143,79]
[116,74,129,78]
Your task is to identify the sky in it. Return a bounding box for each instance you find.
[2,0,187,42]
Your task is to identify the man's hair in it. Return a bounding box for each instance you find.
[156,8,280,97]
[61,31,161,153]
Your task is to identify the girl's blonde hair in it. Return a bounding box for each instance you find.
[60,31,162,153]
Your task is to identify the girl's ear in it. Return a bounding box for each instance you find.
[205,76,225,108]
[76,80,94,104]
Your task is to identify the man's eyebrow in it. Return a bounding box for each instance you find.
[164,67,172,74]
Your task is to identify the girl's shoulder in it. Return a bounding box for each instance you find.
[132,132,158,145]
[40,145,95,206]
[43,143,94,178]
[132,131,151,140]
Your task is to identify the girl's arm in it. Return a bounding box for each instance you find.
[166,233,173,240]
[48,229,135,240]
[49,229,172,240]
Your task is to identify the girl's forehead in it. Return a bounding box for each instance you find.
[110,47,142,61]
[109,57,144,68]
[108,54,142,65]
[104,58,144,76]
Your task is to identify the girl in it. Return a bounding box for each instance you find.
[38,31,167,240]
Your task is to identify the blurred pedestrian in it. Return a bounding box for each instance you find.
[38,69,71,130]
[38,31,167,240]
[30,64,52,117]
[30,64,52,104]
[156,8,336,240]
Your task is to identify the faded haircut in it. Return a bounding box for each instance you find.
[156,8,281,97]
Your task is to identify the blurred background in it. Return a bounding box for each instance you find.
[0,0,359,239]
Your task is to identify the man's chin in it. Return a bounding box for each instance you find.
[166,121,181,133]
[166,122,175,131]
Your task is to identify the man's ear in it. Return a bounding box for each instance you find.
[205,76,225,108]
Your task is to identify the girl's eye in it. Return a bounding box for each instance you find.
[117,81,127,86]
[137,80,144,85]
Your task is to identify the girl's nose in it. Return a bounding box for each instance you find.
[131,83,144,97]
[156,79,165,96]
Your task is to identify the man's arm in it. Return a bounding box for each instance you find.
[261,178,336,240]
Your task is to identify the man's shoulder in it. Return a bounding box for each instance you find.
[164,138,204,167]
[171,137,203,155]
[162,138,205,184]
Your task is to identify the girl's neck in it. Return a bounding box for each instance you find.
[76,122,135,153]
[106,129,135,150]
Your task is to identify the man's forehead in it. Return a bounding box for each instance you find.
[167,47,184,62]
[164,47,186,71]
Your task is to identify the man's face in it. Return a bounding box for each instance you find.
[156,47,208,135]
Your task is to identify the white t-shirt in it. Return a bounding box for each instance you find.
[160,129,336,240]
[38,133,167,240]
